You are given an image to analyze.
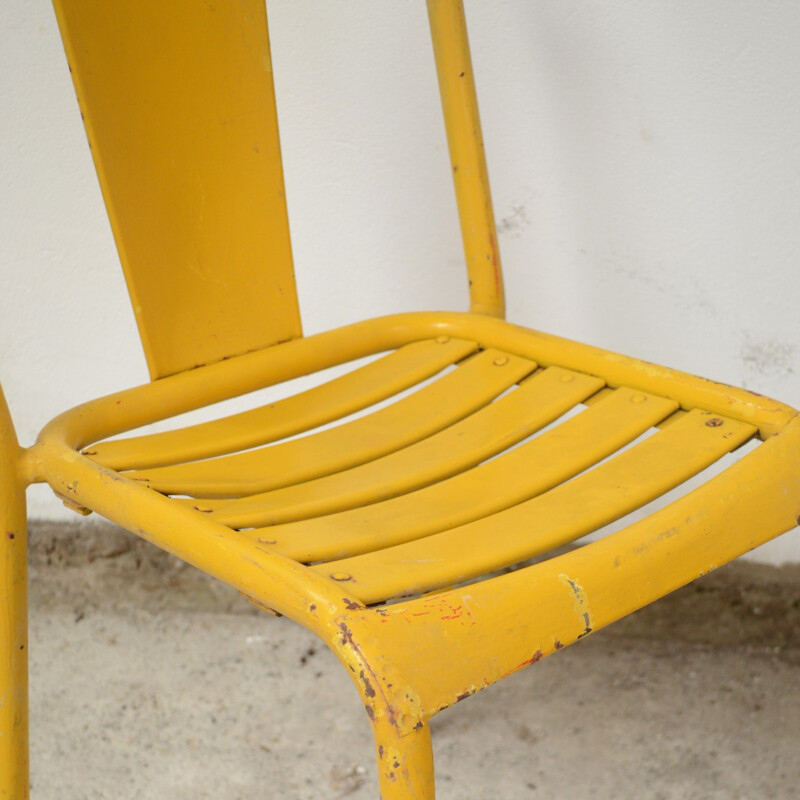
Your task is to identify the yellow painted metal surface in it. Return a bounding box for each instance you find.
[18,316,800,799]
[370,716,434,799]
[146,348,537,505]
[37,313,795,457]
[0,388,28,800]
[52,0,302,379]
[6,1,798,796]
[253,385,676,563]
[169,366,599,520]
[366,414,800,721]
[314,409,755,603]
[131,349,534,511]
[85,337,477,471]
[427,0,505,318]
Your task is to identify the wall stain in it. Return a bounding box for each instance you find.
[740,335,796,380]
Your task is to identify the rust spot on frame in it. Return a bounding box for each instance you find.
[360,670,376,699]
[455,687,476,703]
[520,650,544,669]
[339,622,394,728]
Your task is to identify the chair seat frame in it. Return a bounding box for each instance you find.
[3,0,799,795]
[4,310,797,797]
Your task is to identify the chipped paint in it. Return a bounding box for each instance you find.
[519,650,543,669]
[559,573,594,638]
[334,621,422,734]
[387,747,402,771]
[53,490,92,516]
[241,594,282,617]
[455,685,477,703]
[384,686,424,735]
[359,670,376,699]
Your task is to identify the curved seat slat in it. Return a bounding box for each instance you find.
[141,348,536,500]
[184,366,602,523]
[254,386,678,561]
[86,337,478,470]
[316,409,756,604]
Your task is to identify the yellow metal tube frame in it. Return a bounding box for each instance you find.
[427,1,505,318]
[4,0,799,794]
[18,312,799,797]
[0,387,28,800]
[35,314,796,451]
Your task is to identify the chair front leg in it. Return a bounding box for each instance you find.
[370,714,435,800]
[0,386,29,800]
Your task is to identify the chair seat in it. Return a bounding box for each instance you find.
[76,327,767,608]
[34,310,800,744]
[20,3,798,795]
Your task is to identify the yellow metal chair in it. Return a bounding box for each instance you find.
[2,1,799,797]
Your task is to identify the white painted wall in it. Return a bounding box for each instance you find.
[2,1,799,562]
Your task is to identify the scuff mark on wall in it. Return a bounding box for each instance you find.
[497,204,530,239]
[740,334,796,381]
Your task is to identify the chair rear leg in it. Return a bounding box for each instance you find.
[371,716,435,799]
[0,387,28,799]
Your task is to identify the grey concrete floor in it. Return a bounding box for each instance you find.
[27,521,800,799]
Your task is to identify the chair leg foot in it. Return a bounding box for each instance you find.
[0,388,29,799]
[371,718,435,800]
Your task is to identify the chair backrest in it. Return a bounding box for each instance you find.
[53,0,504,380]
[52,0,301,379]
